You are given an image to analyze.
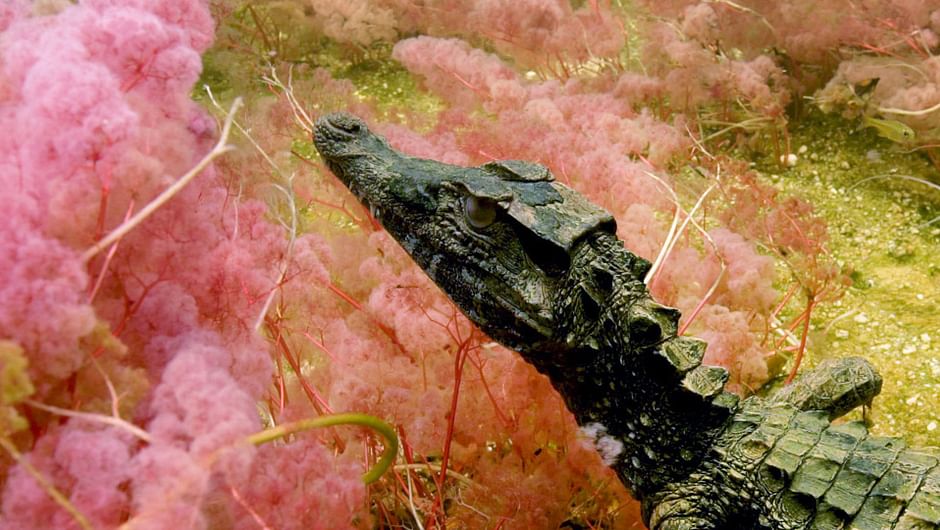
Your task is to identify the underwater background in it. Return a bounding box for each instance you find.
[0,0,937,528]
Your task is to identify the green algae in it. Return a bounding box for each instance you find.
[750,111,939,447]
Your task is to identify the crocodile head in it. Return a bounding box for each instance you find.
[314,113,619,357]
[315,114,740,500]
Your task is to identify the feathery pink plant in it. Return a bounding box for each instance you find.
[0,1,365,528]
[306,0,624,73]
[2,0,892,527]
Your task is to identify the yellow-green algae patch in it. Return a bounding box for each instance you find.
[752,111,939,447]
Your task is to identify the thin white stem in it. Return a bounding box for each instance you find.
[849,173,940,227]
[654,183,716,285]
[393,463,476,487]
[81,98,243,263]
[205,86,280,173]
[90,357,123,418]
[643,172,717,286]
[404,464,426,530]
[253,180,298,332]
[642,171,682,285]
[878,100,940,116]
[769,316,803,349]
[261,66,314,133]
[849,173,940,193]
[25,399,152,443]
[677,212,726,336]
[204,87,300,332]
[0,438,95,530]
[285,66,315,131]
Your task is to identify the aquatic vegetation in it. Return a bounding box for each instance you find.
[0,0,937,528]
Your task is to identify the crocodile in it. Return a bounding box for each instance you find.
[313,112,940,530]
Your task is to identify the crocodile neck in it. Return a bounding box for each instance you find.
[490,231,739,499]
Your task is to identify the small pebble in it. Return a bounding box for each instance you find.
[853,313,870,323]
[928,421,937,432]
[780,153,798,166]
[798,145,808,154]
[835,329,850,339]
[902,344,917,354]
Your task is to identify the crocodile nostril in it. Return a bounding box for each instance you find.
[325,113,363,134]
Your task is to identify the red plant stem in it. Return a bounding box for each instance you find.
[398,428,434,502]
[857,42,902,58]
[785,298,815,385]
[557,158,573,186]
[771,304,810,352]
[265,317,349,453]
[771,126,781,167]
[678,293,711,336]
[265,316,333,415]
[785,303,813,333]
[94,182,110,241]
[301,330,338,362]
[88,200,135,303]
[322,280,412,358]
[229,485,273,530]
[273,350,287,416]
[310,197,371,231]
[438,64,489,100]
[428,334,473,529]
[469,351,511,428]
[770,283,799,321]
[92,275,162,358]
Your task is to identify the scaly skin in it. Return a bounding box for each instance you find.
[313,113,940,529]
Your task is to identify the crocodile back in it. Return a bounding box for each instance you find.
[719,399,940,529]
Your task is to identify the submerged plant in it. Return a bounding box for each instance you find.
[2,0,936,528]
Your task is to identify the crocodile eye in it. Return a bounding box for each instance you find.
[464,196,497,229]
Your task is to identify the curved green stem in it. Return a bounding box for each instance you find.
[246,413,398,484]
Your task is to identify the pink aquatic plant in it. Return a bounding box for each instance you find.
[0,1,366,528]
[3,0,891,527]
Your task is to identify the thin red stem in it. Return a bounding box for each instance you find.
[785,298,815,385]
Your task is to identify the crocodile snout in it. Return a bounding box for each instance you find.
[314,113,365,149]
